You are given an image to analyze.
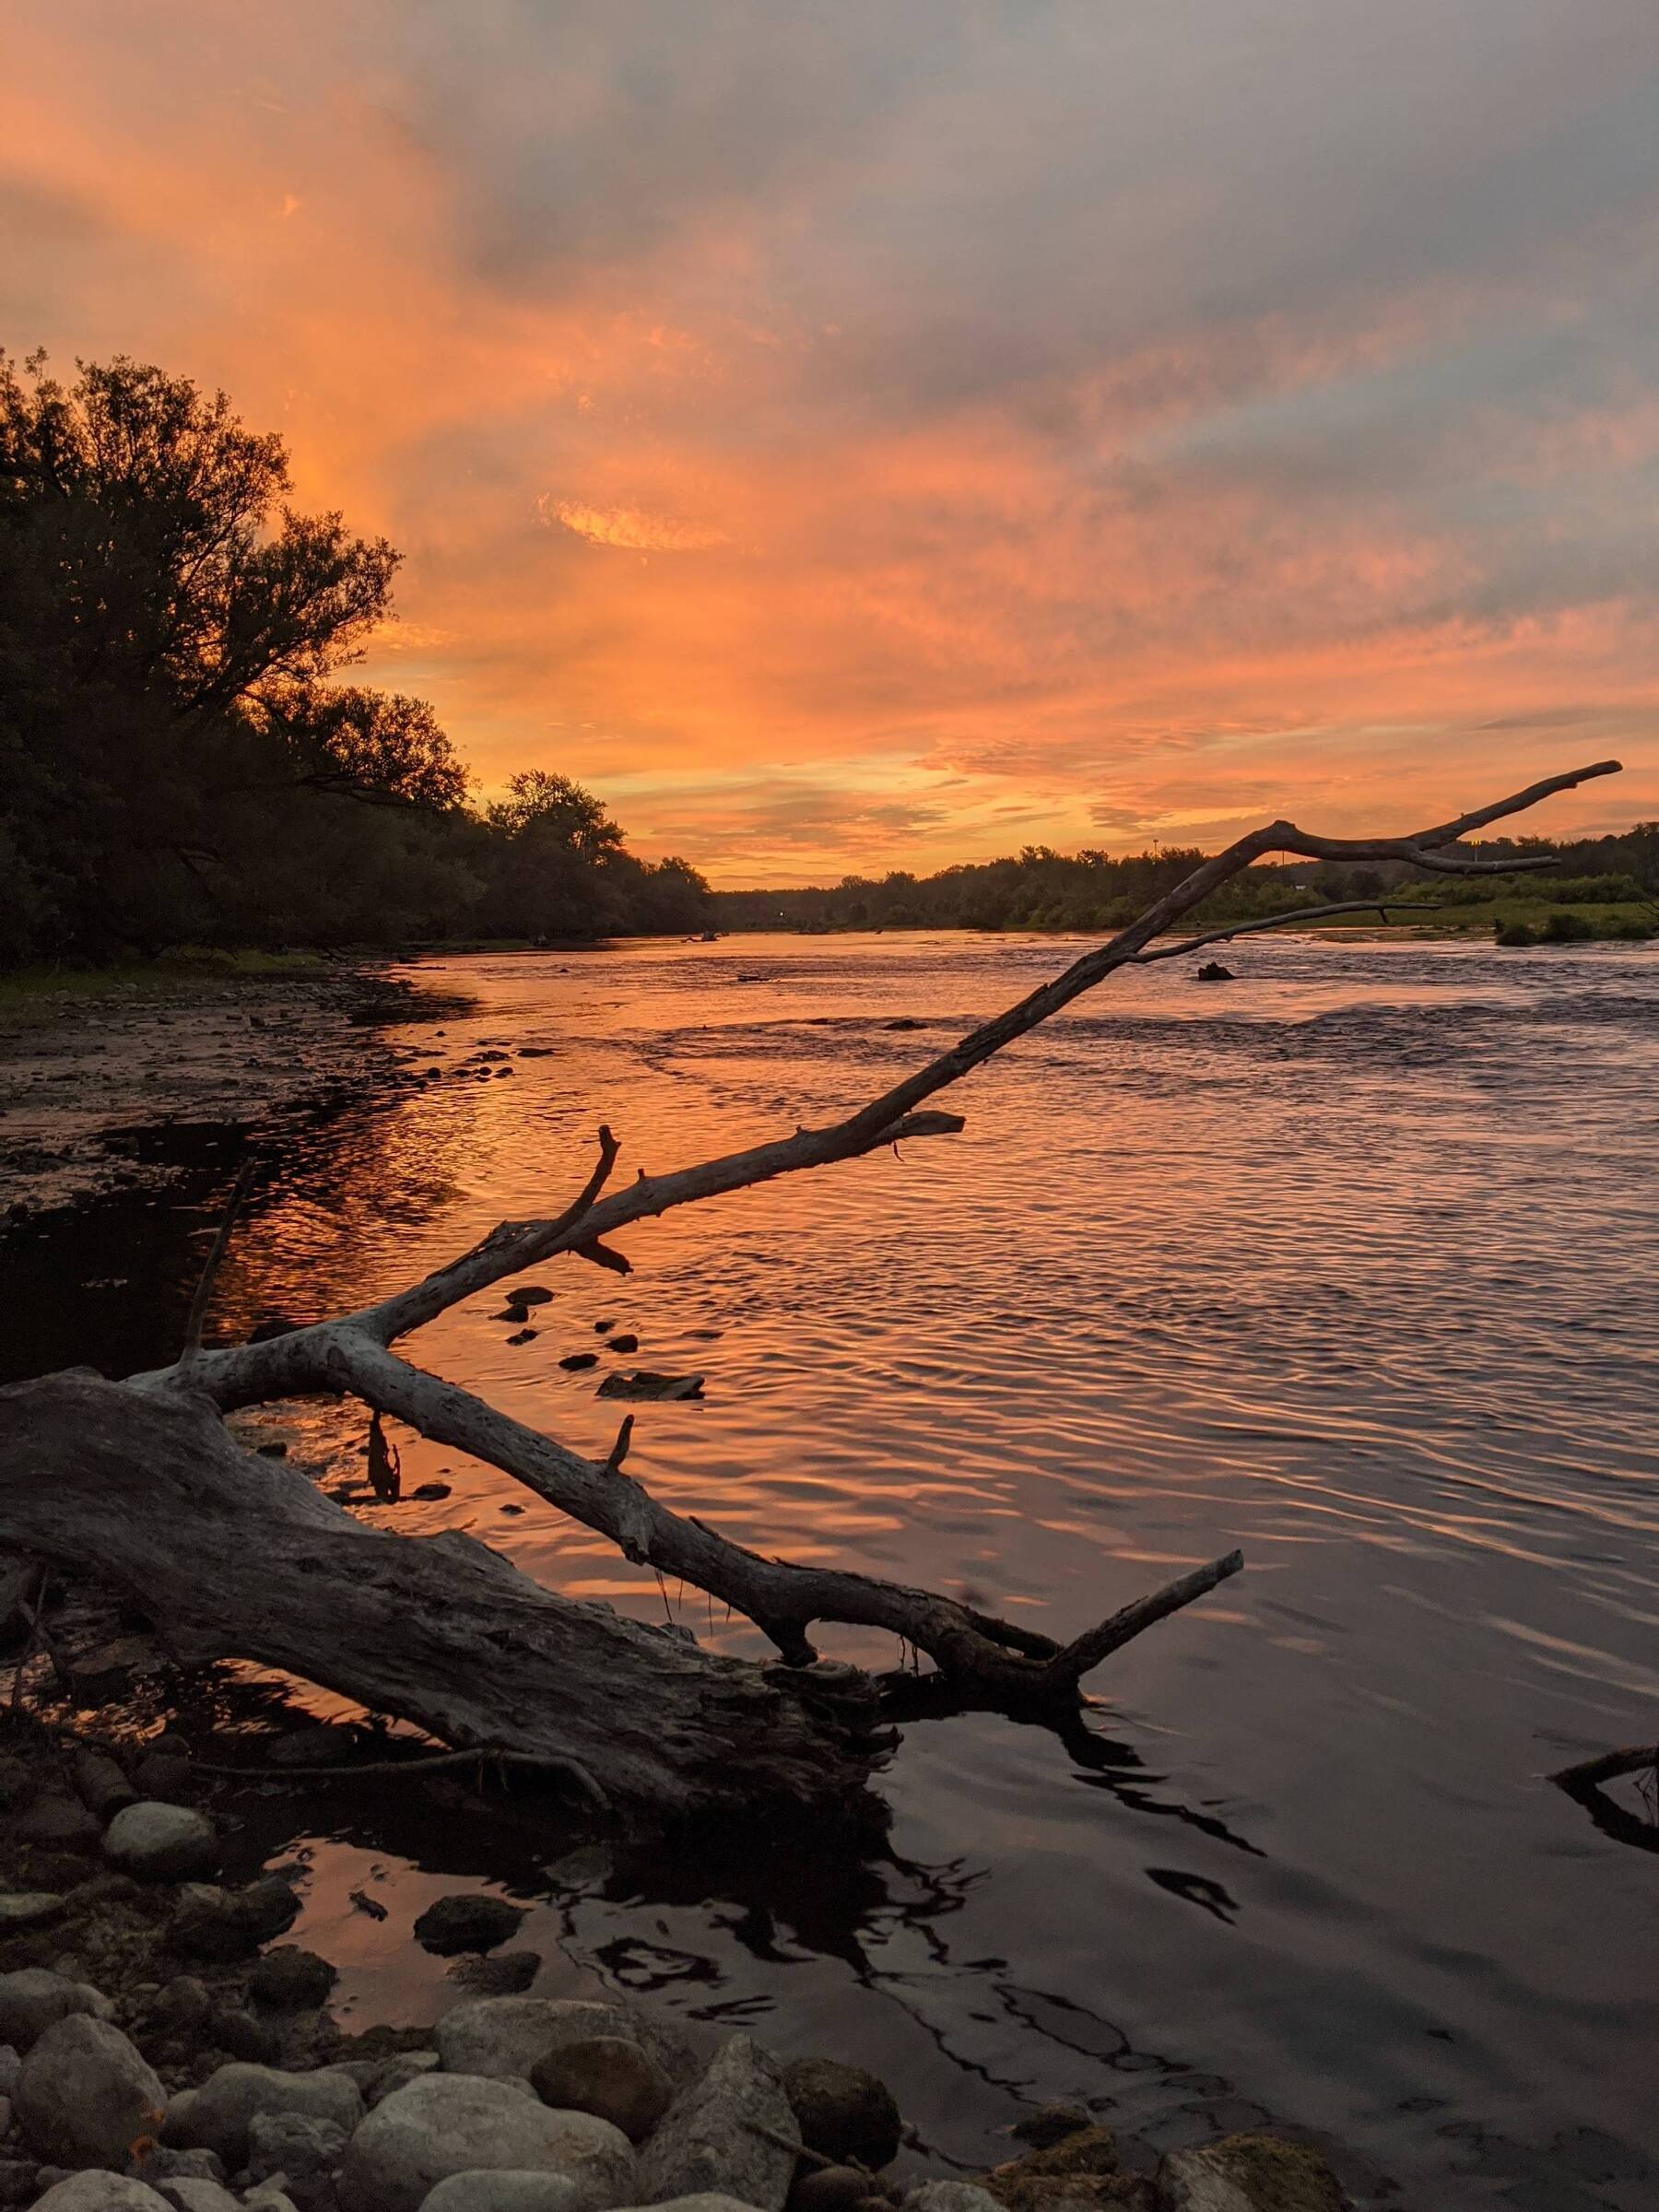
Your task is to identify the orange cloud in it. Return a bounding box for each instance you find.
[3,0,1656,883]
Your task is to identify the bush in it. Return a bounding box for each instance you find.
[1541,910,1596,943]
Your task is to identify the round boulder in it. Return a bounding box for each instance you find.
[33,2180,173,2211]
[414,1892,528,1956]
[102,1801,219,1881]
[171,2060,364,2168]
[0,1968,112,2050]
[420,2180,592,2212]
[793,2166,872,2212]
[530,2036,673,2142]
[17,2013,166,2169]
[783,2056,902,2170]
[339,2074,636,2212]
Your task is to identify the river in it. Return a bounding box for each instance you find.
[18,932,1659,2208]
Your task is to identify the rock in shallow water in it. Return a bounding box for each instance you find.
[414,1892,529,1956]
[339,2073,636,2212]
[637,2035,799,2212]
[250,1947,339,2011]
[782,2056,901,2170]
[102,1799,219,1879]
[16,2012,166,2169]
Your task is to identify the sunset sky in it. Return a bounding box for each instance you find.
[5,1,1658,882]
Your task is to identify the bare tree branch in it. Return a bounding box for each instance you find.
[1132,899,1445,964]
[91,756,1617,1735]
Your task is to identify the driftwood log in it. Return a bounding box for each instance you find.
[0,758,1620,1826]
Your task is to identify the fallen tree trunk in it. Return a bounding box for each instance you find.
[0,1371,885,1831]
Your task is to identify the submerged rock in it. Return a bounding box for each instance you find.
[594,1371,704,1402]
[1194,962,1234,983]
[340,2073,636,2212]
[16,2012,166,2169]
[414,1893,528,1957]
[782,2055,901,2170]
[102,1800,219,1880]
[559,1352,600,1371]
[637,2035,798,2212]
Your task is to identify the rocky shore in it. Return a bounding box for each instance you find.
[0,962,450,1226]
[0,1710,1350,2212]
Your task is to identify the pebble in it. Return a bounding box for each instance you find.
[0,1892,65,1929]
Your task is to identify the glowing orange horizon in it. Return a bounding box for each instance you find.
[4,3,1656,885]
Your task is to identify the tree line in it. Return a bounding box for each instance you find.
[0,349,711,965]
[712,830,1659,936]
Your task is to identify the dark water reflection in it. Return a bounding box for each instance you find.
[18,933,1659,2207]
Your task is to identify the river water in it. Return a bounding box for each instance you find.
[29,934,1659,2206]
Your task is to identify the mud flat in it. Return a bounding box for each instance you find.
[0,963,456,1226]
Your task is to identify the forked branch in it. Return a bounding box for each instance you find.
[118,759,1617,1712]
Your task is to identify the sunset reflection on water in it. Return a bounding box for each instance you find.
[206,934,1659,2207]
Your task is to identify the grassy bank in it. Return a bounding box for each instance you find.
[1311,897,1655,944]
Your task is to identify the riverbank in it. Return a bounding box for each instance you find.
[0,959,460,1226]
[0,1696,1356,2212]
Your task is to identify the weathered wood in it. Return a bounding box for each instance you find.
[0,1371,884,1830]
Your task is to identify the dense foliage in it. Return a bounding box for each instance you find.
[712,831,1659,938]
[0,350,709,962]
